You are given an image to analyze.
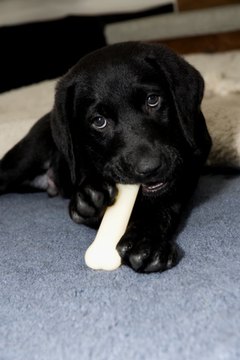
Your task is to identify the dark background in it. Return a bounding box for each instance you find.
[0,5,173,94]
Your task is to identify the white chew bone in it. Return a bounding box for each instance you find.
[85,184,140,271]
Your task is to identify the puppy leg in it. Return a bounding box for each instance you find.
[117,201,182,273]
[0,113,59,195]
[69,177,117,228]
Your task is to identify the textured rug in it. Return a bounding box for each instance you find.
[0,174,239,360]
[0,50,240,360]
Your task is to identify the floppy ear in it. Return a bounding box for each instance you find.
[51,79,77,184]
[147,45,210,152]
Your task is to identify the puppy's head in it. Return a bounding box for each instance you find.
[51,42,211,196]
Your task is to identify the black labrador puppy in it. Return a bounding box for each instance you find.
[0,42,212,273]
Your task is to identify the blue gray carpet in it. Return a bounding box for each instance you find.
[0,174,239,360]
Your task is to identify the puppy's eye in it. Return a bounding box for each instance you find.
[146,94,161,109]
[92,116,108,130]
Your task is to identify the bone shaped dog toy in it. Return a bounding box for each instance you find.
[85,184,140,270]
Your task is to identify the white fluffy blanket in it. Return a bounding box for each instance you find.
[0,50,240,167]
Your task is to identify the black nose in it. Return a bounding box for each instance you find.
[135,157,161,177]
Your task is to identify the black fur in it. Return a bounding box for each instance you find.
[0,42,212,273]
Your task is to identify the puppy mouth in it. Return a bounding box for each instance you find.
[141,181,168,194]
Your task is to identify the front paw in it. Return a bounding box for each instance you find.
[117,229,179,273]
[69,181,117,228]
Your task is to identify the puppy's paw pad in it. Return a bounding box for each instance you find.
[116,234,136,258]
[84,187,105,209]
[69,181,117,227]
[144,245,179,273]
[128,250,150,272]
[69,192,97,226]
[118,231,180,273]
